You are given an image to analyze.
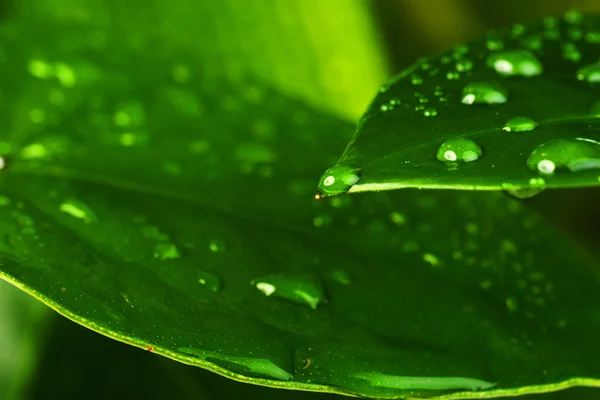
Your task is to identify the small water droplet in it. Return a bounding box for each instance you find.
[411,75,423,85]
[423,108,438,117]
[198,270,221,292]
[316,165,361,198]
[502,116,538,132]
[486,50,543,77]
[253,274,324,310]
[527,138,600,174]
[506,187,544,199]
[461,82,508,105]
[59,199,97,223]
[562,43,581,61]
[208,239,226,253]
[455,59,473,72]
[0,156,5,171]
[154,242,180,260]
[328,269,352,285]
[436,138,483,163]
[576,62,600,83]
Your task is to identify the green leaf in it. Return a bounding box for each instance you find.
[316,11,600,198]
[1,15,600,400]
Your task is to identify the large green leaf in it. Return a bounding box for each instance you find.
[0,18,600,400]
[315,11,600,198]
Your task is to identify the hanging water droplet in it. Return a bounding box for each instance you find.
[316,165,361,198]
[154,242,180,260]
[253,274,324,310]
[59,199,97,223]
[437,138,483,164]
[527,138,600,174]
[486,50,543,77]
[576,62,600,83]
[198,270,221,292]
[506,187,544,199]
[461,82,508,105]
[502,116,538,132]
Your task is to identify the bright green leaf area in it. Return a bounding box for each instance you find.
[317,12,600,198]
[0,14,599,400]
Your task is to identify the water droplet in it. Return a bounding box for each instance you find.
[154,242,180,260]
[198,270,221,292]
[564,9,583,24]
[486,50,543,77]
[562,43,581,61]
[208,239,226,253]
[461,82,508,105]
[328,269,352,285]
[422,253,441,267]
[576,62,600,83]
[527,138,600,174]
[486,38,504,51]
[411,75,423,85]
[253,274,324,310]
[423,108,438,117]
[0,156,5,171]
[316,165,361,198]
[506,187,544,199]
[446,71,460,80]
[502,116,538,132]
[455,59,473,72]
[59,199,97,223]
[436,138,483,163]
[54,62,77,87]
[352,372,496,391]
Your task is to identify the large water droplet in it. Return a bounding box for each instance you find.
[253,274,324,310]
[461,82,508,105]
[502,116,538,132]
[487,50,543,77]
[316,165,361,198]
[576,62,600,83]
[527,138,600,174]
[436,138,483,163]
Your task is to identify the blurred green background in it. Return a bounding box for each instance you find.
[0,0,599,399]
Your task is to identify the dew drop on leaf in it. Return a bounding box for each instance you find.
[527,138,600,174]
[208,239,226,253]
[461,82,508,105]
[252,274,324,310]
[154,242,180,260]
[59,199,97,223]
[436,138,483,163]
[316,165,361,198]
[576,62,600,83]
[502,116,538,132]
[198,270,221,292]
[486,50,543,77]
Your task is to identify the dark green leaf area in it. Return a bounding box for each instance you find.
[318,12,600,196]
[0,19,599,400]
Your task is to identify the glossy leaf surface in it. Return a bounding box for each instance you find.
[316,12,600,198]
[0,13,599,400]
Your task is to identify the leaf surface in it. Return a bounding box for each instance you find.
[316,12,600,198]
[0,16,599,400]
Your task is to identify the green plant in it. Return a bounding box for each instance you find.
[0,2,599,399]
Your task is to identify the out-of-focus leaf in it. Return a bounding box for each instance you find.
[315,11,600,198]
[14,0,388,120]
[0,19,599,399]
[0,280,48,400]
